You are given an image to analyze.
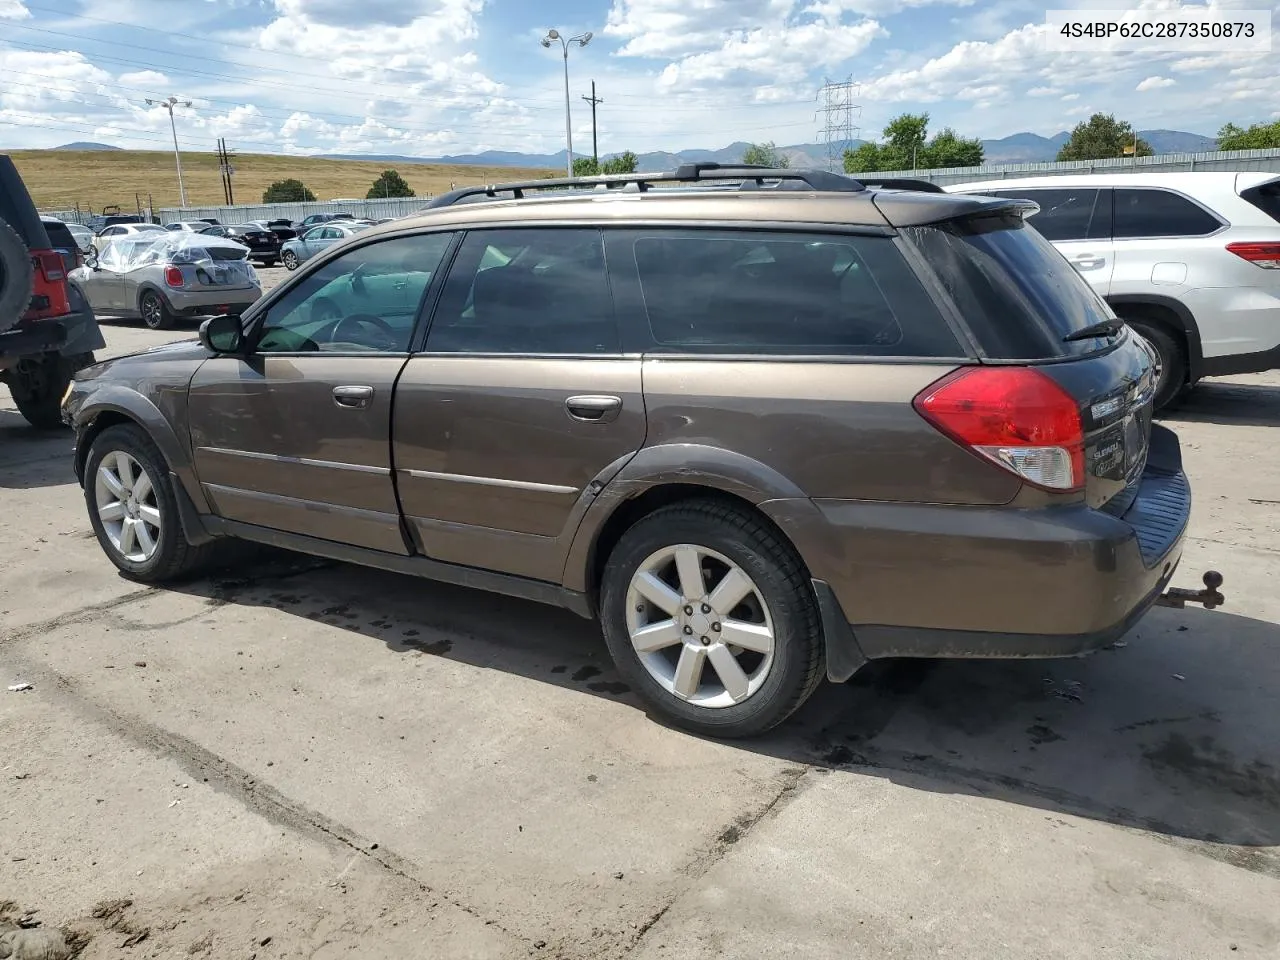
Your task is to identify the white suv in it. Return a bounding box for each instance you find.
[949,172,1280,407]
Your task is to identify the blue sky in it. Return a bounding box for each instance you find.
[1,0,1277,157]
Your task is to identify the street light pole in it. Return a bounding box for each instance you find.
[146,95,192,207]
[541,29,592,177]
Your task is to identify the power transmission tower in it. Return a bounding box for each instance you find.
[818,77,860,173]
[582,81,603,166]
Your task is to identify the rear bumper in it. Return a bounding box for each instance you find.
[778,425,1191,676]
[165,288,261,317]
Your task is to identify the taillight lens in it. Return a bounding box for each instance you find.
[913,367,1085,492]
[33,250,65,281]
[1226,241,1280,269]
[164,265,184,287]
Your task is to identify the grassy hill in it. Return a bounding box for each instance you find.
[7,149,554,214]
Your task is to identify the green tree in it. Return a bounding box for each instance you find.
[602,150,638,175]
[843,113,984,173]
[1217,119,1280,150]
[1056,113,1152,161]
[572,156,601,176]
[366,169,415,199]
[262,178,316,203]
[924,127,984,168]
[742,141,790,168]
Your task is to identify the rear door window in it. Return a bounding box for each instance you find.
[623,230,962,357]
[1240,180,1280,223]
[903,214,1117,359]
[1113,188,1221,238]
[989,188,1102,241]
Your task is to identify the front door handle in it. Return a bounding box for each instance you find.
[1070,253,1105,270]
[565,395,622,423]
[333,385,374,408]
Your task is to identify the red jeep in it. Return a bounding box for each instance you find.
[0,154,104,428]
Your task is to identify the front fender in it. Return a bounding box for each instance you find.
[71,385,209,512]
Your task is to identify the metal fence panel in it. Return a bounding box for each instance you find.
[155,195,438,224]
[853,147,1280,186]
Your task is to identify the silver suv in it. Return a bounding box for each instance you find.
[950,173,1280,408]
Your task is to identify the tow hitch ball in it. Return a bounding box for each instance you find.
[1156,570,1225,610]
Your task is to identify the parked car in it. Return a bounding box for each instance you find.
[0,155,104,428]
[241,219,298,243]
[72,231,261,330]
[94,221,165,252]
[63,165,1213,738]
[197,224,282,267]
[279,221,369,269]
[164,221,212,232]
[949,172,1280,408]
[65,222,95,255]
[292,213,342,232]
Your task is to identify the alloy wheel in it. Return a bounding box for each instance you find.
[625,543,775,708]
[94,450,162,562]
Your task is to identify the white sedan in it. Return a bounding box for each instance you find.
[93,222,166,252]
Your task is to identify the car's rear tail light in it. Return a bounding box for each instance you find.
[33,250,65,281]
[913,367,1085,492]
[164,265,184,287]
[1226,241,1280,269]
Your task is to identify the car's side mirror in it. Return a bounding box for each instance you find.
[199,314,247,355]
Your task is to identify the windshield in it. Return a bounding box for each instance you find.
[902,213,1119,359]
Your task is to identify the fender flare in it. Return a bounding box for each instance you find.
[1107,293,1203,382]
[73,386,210,513]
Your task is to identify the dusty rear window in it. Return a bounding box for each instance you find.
[902,214,1118,359]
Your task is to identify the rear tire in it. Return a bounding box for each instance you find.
[263,258,278,269]
[84,423,216,582]
[282,250,299,271]
[0,217,34,333]
[1124,316,1185,411]
[8,352,94,429]
[139,289,174,330]
[599,499,825,738]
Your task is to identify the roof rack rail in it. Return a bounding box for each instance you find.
[424,163,866,209]
[858,177,946,193]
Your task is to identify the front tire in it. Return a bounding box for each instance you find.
[282,250,299,271]
[139,289,174,330]
[599,499,825,738]
[84,423,215,582]
[7,352,94,429]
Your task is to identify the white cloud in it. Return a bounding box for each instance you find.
[1136,75,1175,91]
[0,0,30,19]
[1061,92,1080,101]
[117,70,171,89]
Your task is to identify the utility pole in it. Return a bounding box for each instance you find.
[216,138,235,204]
[582,81,603,166]
[146,95,192,207]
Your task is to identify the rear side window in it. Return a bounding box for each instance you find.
[1240,180,1280,223]
[903,214,1116,359]
[1113,188,1221,238]
[989,188,1103,242]
[628,231,962,357]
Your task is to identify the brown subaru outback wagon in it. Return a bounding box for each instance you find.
[64,165,1199,738]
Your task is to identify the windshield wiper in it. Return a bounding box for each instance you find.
[1063,317,1124,342]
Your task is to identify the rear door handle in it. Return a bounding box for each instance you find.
[565,395,622,423]
[333,385,374,408]
[1070,253,1105,270]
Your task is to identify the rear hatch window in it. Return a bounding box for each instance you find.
[1240,179,1280,223]
[902,212,1118,359]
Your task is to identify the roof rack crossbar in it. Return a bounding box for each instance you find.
[425,164,866,209]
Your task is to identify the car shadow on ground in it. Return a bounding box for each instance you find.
[1167,377,1280,428]
[0,411,77,489]
[165,549,1280,857]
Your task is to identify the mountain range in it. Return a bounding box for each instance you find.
[53,128,1218,169]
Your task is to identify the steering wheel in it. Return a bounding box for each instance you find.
[331,313,398,350]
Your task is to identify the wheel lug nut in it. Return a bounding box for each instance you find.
[700,636,709,645]
[701,603,711,614]
[684,605,693,616]
[635,604,644,612]
[712,622,721,632]
[683,625,693,635]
